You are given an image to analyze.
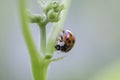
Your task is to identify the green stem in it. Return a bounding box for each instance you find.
[39,61,49,80]
[33,60,49,80]
[20,0,49,80]
[20,0,71,80]
[39,25,46,54]
[20,0,42,63]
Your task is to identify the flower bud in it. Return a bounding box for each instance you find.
[42,1,64,22]
[47,9,60,22]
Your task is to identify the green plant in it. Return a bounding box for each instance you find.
[20,0,71,80]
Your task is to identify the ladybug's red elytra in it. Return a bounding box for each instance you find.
[55,30,75,52]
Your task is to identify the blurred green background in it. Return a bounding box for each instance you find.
[0,0,120,80]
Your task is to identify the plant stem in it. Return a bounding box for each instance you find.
[32,60,49,80]
[39,61,49,80]
[20,0,48,80]
[20,0,71,80]
[39,25,46,54]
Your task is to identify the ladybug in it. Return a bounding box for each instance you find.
[55,30,75,52]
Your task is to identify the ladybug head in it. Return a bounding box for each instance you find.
[55,45,61,50]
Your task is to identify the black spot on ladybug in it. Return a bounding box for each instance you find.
[68,40,71,44]
[73,40,75,43]
[66,38,69,41]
